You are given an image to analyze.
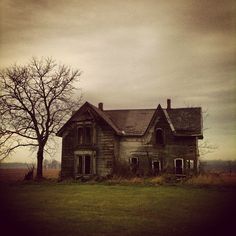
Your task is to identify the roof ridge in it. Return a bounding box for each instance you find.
[105,108,155,112]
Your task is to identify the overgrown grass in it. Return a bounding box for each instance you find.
[0,182,235,236]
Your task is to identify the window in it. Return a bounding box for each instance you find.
[156,128,164,145]
[77,126,92,145]
[77,156,83,174]
[75,155,92,175]
[186,160,194,171]
[152,160,161,175]
[174,158,183,174]
[130,157,139,173]
[78,127,83,144]
[84,155,91,174]
[85,126,92,144]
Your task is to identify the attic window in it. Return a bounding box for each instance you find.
[156,128,164,145]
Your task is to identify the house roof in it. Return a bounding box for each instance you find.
[57,101,203,138]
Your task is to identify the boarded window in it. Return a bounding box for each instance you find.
[156,129,164,145]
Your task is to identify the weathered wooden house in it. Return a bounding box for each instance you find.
[57,99,203,178]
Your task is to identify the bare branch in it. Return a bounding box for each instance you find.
[0,57,82,177]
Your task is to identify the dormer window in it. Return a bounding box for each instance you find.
[77,126,92,145]
[156,128,164,145]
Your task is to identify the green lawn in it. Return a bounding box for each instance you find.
[0,183,235,236]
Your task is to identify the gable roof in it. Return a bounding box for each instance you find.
[57,101,203,138]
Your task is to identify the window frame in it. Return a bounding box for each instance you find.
[77,125,93,145]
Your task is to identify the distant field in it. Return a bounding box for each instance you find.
[0,168,60,182]
[0,183,235,236]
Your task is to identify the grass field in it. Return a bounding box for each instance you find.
[0,182,235,236]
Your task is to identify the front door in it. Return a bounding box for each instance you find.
[175,159,183,174]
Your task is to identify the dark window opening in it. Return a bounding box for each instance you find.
[156,129,164,145]
[77,126,92,145]
[84,155,91,174]
[175,159,183,174]
[130,157,139,173]
[77,155,83,174]
[85,127,92,144]
[152,161,160,175]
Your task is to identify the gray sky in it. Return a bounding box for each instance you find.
[0,0,236,162]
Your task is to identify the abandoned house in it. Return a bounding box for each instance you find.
[57,99,203,178]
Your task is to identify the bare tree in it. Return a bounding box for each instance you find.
[0,58,82,179]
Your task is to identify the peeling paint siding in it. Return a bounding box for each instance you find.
[96,124,115,176]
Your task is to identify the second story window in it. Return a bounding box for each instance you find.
[156,128,164,145]
[78,127,83,145]
[77,126,92,145]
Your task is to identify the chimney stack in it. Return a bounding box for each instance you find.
[98,102,103,111]
[167,99,171,109]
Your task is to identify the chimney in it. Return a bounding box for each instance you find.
[98,102,103,111]
[167,99,171,109]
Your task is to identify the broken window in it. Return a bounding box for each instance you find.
[156,128,164,145]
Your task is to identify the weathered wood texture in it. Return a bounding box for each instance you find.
[96,124,116,176]
[119,114,199,175]
[60,106,200,178]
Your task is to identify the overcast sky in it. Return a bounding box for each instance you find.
[0,0,235,162]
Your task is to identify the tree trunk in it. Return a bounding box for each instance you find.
[36,145,44,179]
